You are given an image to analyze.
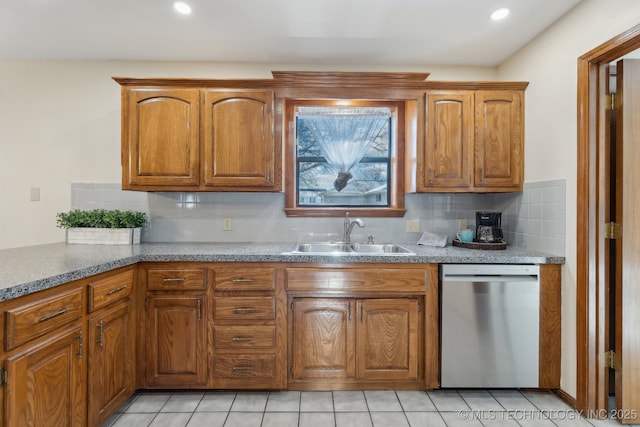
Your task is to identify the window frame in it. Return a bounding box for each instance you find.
[284,99,406,217]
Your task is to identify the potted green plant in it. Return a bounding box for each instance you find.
[56,209,147,244]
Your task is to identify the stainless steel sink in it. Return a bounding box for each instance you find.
[291,243,352,254]
[285,242,414,256]
[349,243,414,254]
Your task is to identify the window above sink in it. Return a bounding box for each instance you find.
[283,99,407,218]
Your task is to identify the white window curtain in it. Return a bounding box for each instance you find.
[298,107,390,191]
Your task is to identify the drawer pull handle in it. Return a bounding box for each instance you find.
[232,366,255,371]
[232,307,255,314]
[232,337,254,342]
[107,285,128,295]
[163,278,185,282]
[232,278,254,283]
[39,308,70,323]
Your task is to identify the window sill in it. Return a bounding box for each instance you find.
[283,207,407,218]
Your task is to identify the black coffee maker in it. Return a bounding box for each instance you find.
[475,211,503,243]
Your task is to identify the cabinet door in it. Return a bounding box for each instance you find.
[124,88,200,188]
[146,295,207,387]
[292,298,355,380]
[88,302,135,427]
[202,89,276,189]
[356,299,419,380]
[5,325,84,427]
[474,90,524,191]
[423,91,474,190]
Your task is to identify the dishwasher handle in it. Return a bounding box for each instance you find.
[441,275,538,283]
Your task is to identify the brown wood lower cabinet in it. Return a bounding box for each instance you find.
[0,261,559,426]
[356,299,420,380]
[87,302,135,427]
[211,265,286,389]
[291,297,422,389]
[5,324,85,427]
[145,294,207,387]
[86,267,136,427]
[292,298,355,380]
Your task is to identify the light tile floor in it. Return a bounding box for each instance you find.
[102,389,638,427]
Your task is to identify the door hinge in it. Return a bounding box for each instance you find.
[606,93,617,110]
[77,331,83,358]
[0,368,7,387]
[605,222,622,239]
[605,350,620,369]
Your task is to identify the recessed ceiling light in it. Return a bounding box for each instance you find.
[173,1,192,15]
[490,7,510,21]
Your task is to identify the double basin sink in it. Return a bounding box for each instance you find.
[285,242,415,256]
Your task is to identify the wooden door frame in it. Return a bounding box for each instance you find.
[576,24,640,413]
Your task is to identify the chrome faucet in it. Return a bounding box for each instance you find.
[343,212,365,244]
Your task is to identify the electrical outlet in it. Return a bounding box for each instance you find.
[223,217,232,231]
[405,219,420,233]
[458,219,468,231]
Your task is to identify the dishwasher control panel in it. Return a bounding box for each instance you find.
[442,264,539,277]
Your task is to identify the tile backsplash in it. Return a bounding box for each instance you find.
[71,179,565,255]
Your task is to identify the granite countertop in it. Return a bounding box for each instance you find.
[0,242,565,302]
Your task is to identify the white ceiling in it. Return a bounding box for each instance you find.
[0,0,581,66]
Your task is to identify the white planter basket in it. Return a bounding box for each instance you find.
[66,227,142,245]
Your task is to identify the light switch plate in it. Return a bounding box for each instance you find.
[405,219,420,233]
[458,219,468,231]
[223,217,232,231]
[30,187,40,202]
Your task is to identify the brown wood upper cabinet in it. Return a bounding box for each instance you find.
[419,88,525,192]
[122,88,200,189]
[202,89,275,189]
[116,79,279,191]
[117,74,526,195]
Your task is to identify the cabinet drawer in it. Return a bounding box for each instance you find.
[213,268,276,291]
[286,268,427,292]
[147,268,205,290]
[213,355,276,378]
[88,269,133,312]
[214,297,275,320]
[6,288,83,350]
[214,325,275,349]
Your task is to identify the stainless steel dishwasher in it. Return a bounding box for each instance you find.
[440,264,540,388]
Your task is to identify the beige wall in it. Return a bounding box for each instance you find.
[0,61,495,250]
[497,0,640,398]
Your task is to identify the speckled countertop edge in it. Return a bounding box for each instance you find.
[0,242,565,302]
